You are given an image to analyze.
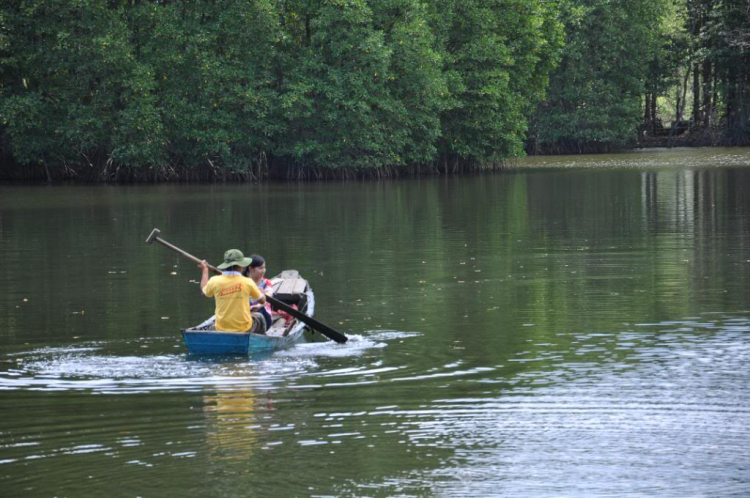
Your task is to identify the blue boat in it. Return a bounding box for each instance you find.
[181,270,315,355]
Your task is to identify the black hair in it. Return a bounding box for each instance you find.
[242,254,265,277]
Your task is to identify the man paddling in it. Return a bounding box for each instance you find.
[199,249,267,334]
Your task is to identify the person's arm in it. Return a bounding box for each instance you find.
[198,260,211,296]
[248,280,267,305]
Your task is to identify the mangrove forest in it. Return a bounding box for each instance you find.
[0,0,748,181]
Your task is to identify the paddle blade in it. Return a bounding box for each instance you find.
[267,295,348,343]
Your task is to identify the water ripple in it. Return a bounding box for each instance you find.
[0,331,418,393]
[1,316,749,495]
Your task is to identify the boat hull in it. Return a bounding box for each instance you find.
[181,327,306,355]
[180,270,314,355]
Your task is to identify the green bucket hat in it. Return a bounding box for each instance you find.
[217,249,253,270]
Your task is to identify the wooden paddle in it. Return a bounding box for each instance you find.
[146,228,348,344]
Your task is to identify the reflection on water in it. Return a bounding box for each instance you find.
[203,388,267,462]
[1,148,750,495]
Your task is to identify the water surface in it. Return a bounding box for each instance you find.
[2,147,750,496]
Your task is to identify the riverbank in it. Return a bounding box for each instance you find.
[513,146,750,170]
[3,146,750,184]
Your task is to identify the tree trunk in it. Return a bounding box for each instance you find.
[693,62,701,125]
[670,66,691,145]
[712,70,718,113]
[702,59,712,127]
[42,156,52,183]
[679,66,690,122]
[725,66,736,132]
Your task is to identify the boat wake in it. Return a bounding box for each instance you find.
[0,330,421,394]
[279,329,419,358]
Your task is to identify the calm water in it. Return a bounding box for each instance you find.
[2,147,750,496]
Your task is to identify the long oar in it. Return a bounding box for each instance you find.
[146,228,348,344]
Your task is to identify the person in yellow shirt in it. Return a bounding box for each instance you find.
[198,249,267,333]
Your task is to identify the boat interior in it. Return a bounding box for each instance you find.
[266,271,309,336]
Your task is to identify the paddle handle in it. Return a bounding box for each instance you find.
[154,236,222,275]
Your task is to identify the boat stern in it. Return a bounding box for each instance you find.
[181,329,251,355]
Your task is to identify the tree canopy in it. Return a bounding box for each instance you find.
[0,0,747,181]
[0,0,563,180]
[528,0,750,154]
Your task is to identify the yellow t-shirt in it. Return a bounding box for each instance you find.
[202,274,263,332]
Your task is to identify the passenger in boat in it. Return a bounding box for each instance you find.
[198,249,267,334]
[244,254,274,331]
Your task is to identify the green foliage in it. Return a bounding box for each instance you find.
[274,0,396,169]
[644,0,688,99]
[371,0,449,165]
[528,0,666,153]
[0,0,560,180]
[702,0,750,142]
[1,0,746,179]
[0,0,162,176]
[130,0,282,177]
[436,0,563,163]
